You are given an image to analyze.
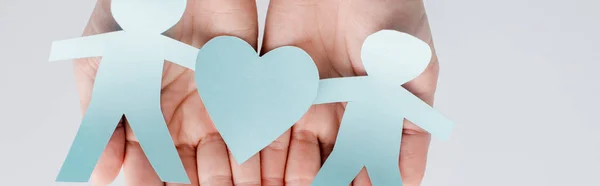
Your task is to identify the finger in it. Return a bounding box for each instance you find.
[165,145,199,186]
[123,140,164,186]
[180,84,232,185]
[260,130,290,186]
[230,153,261,186]
[160,2,200,185]
[284,120,322,186]
[346,2,438,184]
[75,0,124,185]
[398,130,431,186]
[196,132,233,185]
[260,2,321,184]
[398,12,439,186]
[315,103,345,164]
[188,0,260,185]
[314,104,352,185]
[75,61,126,185]
[90,117,126,186]
[262,2,345,185]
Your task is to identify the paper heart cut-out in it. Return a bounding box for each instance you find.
[195,36,319,164]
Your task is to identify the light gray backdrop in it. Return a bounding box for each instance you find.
[0,0,598,185]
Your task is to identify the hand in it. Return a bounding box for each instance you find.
[259,0,440,185]
[75,0,262,185]
[74,0,439,185]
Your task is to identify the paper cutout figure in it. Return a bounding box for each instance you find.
[310,30,454,186]
[195,36,320,164]
[49,0,196,183]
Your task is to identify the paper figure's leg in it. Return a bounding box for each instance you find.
[366,160,403,186]
[363,102,404,186]
[311,149,364,186]
[365,129,403,186]
[56,100,123,182]
[125,105,189,184]
[312,102,375,186]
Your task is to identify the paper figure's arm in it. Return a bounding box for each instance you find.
[161,36,199,71]
[396,87,454,140]
[313,76,373,104]
[49,31,124,62]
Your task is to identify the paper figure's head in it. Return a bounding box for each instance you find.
[361,30,432,86]
[111,0,186,34]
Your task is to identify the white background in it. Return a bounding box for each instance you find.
[0,0,599,185]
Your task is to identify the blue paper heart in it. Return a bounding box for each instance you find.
[195,36,319,164]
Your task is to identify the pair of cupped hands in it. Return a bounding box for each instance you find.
[76,0,441,185]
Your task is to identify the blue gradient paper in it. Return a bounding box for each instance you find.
[48,0,194,183]
[312,100,404,185]
[195,36,319,164]
[310,30,454,186]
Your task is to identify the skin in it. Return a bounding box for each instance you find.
[74,0,440,185]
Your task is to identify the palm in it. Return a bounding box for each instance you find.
[261,0,439,185]
[75,0,259,185]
